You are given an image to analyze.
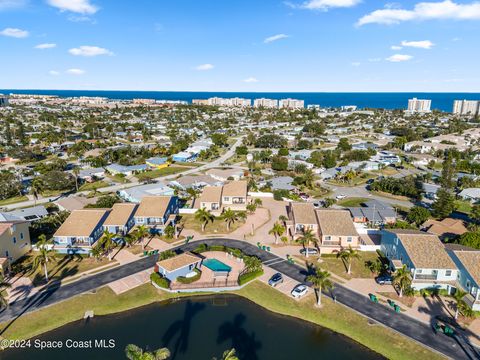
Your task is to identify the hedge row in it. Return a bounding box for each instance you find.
[193,244,244,258]
[150,272,170,289]
[238,269,264,286]
[177,269,201,284]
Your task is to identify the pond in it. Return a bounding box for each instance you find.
[2,295,384,360]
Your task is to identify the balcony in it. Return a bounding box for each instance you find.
[322,240,341,246]
[464,293,479,308]
[414,274,438,281]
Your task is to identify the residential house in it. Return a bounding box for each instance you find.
[172,151,197,163]
[155,252,201,282]
[118,183,175,203]
[268,176,295,191]
[348,200,396,225]
[78,167,105,182]
[105,163,148,177]
[381,229,458,292]
[206,168,244,182]
[53,209,110,254]
[145,157,169,169]
[197,180,249,214]
[133,196,179,233]
[169,175,222,191]
[286,202,319,237]
[458,188,480,202]
[198,186,223,215]
[0,205,48,222]
[447,250,480,311]
[423,183,441,200]
[423,218,468,240]
[102,203,137,235]
[0,221,31,272]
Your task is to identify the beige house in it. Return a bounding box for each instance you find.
[197,180,248,215]
[286,203,359,253]
[0,221,31,272]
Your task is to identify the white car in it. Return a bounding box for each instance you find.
[336,194,347,200]
[291,284,309,298]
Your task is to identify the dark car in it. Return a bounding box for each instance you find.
[300,248,319,256]
[375,275,393,285]
[268,273,284,287]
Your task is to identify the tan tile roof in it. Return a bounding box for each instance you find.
[222,180,248,197]
[157,252,200,272]
[423,218,468,237]
[135,196,172,218]
[290,202,317,225]
[103,203,137,226]
[452,250,480,285]
[54,209,109,237]
[391,230,457,269]
[315,209,358,237]
[199,186,223,203]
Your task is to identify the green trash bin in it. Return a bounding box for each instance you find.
[394,304,401,313]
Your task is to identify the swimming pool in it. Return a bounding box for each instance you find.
[202,258,232,272]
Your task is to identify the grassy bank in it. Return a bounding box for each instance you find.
[0,282,445,360]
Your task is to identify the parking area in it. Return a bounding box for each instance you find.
[107,269,150,295]
[259,264,305,300]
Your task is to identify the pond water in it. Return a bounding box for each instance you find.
[1,295,384,360]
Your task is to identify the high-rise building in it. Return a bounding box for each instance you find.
[253,98,278,108]
[407,98,431,113]
[279,98,304,109]
[0,94,9,107]
[453,100,480,116]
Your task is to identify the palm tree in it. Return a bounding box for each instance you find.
[90,244,103,262]
[220,348,239,360]
[336,246,360,274]
[186,187,201,201]
[222,209,240,232]
[31,182,40,206]
[195,208,215,232]
[32,245,56,282]
[453,289,468,320]
[243,256,262,273]
[125,344,170,360]
[295,229,317,258]
[0,275,11,309]
[135,225,150,250]
[392,265,412,298]
[124,232,137,248]
[73,166,80,192]
[307,267,334,307]
[278,215,288,223]
[268,222,285,245]
[101,230,116,261]
[303,169,315,189]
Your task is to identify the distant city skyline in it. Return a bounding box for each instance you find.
[1,0,480,92]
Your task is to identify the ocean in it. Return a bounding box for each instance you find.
[2,89,480,112]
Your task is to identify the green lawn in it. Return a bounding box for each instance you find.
[12,253,117,286]
[369,190,411,202]
[455,200,472,215]
[337,197,370,207]
[79,181,110,192]
[180,214,245,235]
[107,174,130,184]
[0,195,28,206]
[136,166,187,181]
[0,282,444,360]
[327,173,376,187]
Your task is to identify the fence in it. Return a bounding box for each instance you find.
[248,191,274,198]
[170,279,238,290]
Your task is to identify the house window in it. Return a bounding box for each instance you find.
[223,197,230,202]
[20,232,24,239]
[347,237,352,243]
[325,236,332,241]
[467,280,471,289]
[417,269,422,274]
[5,251,9,257]
[12,237,16,244]
[446,270,452,276]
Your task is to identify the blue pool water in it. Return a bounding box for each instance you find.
[202,258,232,272]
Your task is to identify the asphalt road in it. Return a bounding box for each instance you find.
[0,238,477,359]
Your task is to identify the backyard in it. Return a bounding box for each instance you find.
[135,166,188,181]
[180,214,246,234]
[336,197,370,207]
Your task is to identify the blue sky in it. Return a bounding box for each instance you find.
[1,0,479,91]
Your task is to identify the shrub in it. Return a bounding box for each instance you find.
[150,272,170,289]
[238,269,264,285]
[177,268,201,284]
[159,250,176,261]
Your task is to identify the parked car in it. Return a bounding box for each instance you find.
[268,273,284,287]
[291,284,309,298]
[313,201,321,209]
[336,194,347,200]
[300,248,319,256]
[375,275,393,285]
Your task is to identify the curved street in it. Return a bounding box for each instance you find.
[0,238,475,359]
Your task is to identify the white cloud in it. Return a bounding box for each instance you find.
[357,1,480,26]
[195,63,214,71]
[243,77,259,83]
[35,43,57,49]
[391,45,403,50]
[300,0,361,10]
[49,70,60,76]
[47,0,98,14]
[264,34,289,43]
[0,27,28,38]
[66,68,85,75]
[401,40,435,49]
[386,54,413,62]
[69,46,113,57]
[0,0,27,11]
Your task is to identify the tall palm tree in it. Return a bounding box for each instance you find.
[336,246,360,274]
[101,230,116,261]
[0,275,11,309]
[307,267,334,307]
[125,344,170,360]
[32,245,56,282]
[303,169,315,189]
[219,348,239,360]
[295,229,317,258]
[453,289,468,320]
[392,265,412,298]
[73,166,80,192]
[222,209,240,232]
[135,225,150,250]
[186,187,201,201]
[268,222,285,245]
[195,208,215,232]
